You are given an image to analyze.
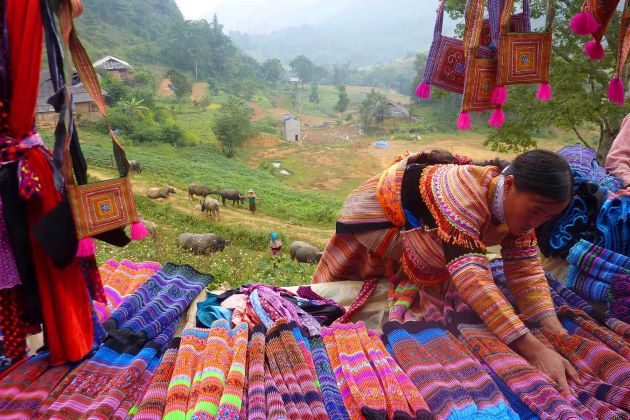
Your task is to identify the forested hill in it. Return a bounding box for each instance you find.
[75,0,261,83]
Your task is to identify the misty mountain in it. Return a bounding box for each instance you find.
[229,0,454,67]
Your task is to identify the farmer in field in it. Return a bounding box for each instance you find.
[313,149,580,392]
[269,232,283,256]
[247,189,257,214]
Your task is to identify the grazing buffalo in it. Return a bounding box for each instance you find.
[142,219,158,240]
[129,160,142,174]
[176,233,230,254]
[289,241,323,264]
[188,183,214,201]
[146,186,176,199]
[214,189,245,207]
[200,197,220,221]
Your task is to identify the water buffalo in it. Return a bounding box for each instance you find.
[176,233,230,254]
[200,197,220,221]
[289,241,323,264]
[146,186,176,199]
[214,189,245,207]
[142,219,158,240]
[129,160,142,174]
[188,183,214,201]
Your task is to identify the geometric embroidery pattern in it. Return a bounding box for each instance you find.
[68,176,138,238]
[497,32,551,85]
[463,59,498,112]
[430,38,496,94]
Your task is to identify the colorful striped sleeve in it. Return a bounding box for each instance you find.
[447,253,529,344]
[501,232,556,323]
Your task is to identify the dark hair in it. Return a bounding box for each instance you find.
[503,149,573,202]
[473,157,511,171]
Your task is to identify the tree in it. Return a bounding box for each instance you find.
[262,58,284,86]
[443,0,630,160]
[289,55,316,84]
[335,85,350,118]
[166,69,192,101]
[213,97,255,157]
[309,83,320,104]
[358,88,388,129]
[118,98,149,117]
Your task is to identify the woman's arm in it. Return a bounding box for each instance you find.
[446,251,529,344]
[501,232,563,332]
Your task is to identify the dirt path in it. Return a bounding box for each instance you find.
[90,170,335,247]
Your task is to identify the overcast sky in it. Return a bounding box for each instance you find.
[174,0,366,34]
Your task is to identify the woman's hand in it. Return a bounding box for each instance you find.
[512,332,580,392]
[539,315,568,335]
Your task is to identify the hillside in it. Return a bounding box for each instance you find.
[75,0,261,84]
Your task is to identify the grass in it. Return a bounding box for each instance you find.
[96,196,317,287]
[74,129,344,227]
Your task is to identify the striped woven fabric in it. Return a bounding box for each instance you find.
[266,319,327,419]
[308,335,350,420]
[135,340,180,420]
[546,272,594,314]
[566,240,630,301]
[368,330,433,419]
[407,324,517,419]
[541,327,630,389]
[45,319,177,419]
[356,323,433,419]
[246,325,266,420]
[95,259,161,322]
[263,362,287,418]
[188,320,232,418]
[0,353,73,417]
[458,323,584,419]
[327,323,388,419]
[164,328,210,420]
[481,362,538,420]
[382,321,478,419]
[321,326,362,419]
[290,324,319,383]
[217,322,248,419]
[558,306,630,359]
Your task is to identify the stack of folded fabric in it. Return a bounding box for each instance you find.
[610,273,630,323]
[566,239,630,302]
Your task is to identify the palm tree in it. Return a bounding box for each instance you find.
[119,98,149,117]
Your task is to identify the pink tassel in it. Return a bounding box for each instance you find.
[130,221,149,241]
[569,12,601,35]
[492,85,508,105]
[608,77,625,106]
[583,40,605,60]
[76,237,96,257]
[536,82,553,101]
[488,108,505,127]
[457,112,472,130]
[416,82,431,99]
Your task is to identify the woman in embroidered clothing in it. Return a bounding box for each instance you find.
[313,149,580,391]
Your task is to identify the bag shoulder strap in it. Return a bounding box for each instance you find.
[58,0,128,179]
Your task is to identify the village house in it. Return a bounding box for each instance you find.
[36,71,108,129]
[283,114,301,141]
[93,55,133,80]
